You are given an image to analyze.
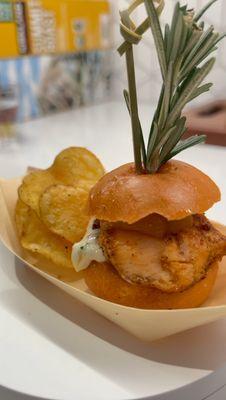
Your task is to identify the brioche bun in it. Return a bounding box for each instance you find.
[84,261,219,309]
[89,160,220,223]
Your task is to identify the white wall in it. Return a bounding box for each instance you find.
[110,0,226,105]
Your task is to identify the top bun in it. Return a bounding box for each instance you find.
[89,160,220,223]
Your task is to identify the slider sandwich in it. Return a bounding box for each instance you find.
[72,0,226,309]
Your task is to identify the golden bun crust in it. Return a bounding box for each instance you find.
[89,160,220,223]
[84,261,219,309]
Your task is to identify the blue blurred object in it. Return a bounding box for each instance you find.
[0,51,111,122]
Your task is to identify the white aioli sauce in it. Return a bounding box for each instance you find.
[71,218,106,272]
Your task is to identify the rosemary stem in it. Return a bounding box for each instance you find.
[125,45,143,173]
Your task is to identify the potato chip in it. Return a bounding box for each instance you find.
[18,170,58,216]
[39,184,90,243]
[15,199,73,269]
[52,147,105,184]
[76,179,100,194]
[18,147,104,215]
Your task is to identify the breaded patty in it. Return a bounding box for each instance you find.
[99,215,226,293]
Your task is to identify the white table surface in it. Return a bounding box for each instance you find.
[0,101,226,400]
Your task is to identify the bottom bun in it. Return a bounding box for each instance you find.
[84,261,219,309]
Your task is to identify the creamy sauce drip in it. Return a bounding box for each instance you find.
[71,219,106,272]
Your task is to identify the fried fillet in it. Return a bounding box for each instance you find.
[99,215,226,293]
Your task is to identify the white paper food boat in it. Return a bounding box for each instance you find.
[1,177,226,342]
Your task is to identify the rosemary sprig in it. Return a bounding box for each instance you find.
[118,0,225,174]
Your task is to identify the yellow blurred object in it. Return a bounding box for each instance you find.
[0,22,19,57]
[0,0,110,57]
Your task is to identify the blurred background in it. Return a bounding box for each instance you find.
[112,0,226,102]
[0,0,225,142]
[0,0,112,126]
